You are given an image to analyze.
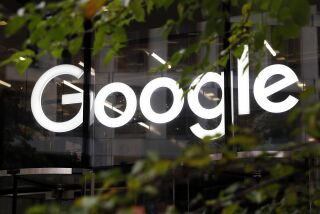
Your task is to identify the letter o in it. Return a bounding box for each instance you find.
[139,77,184,123]
[94,82,137,128]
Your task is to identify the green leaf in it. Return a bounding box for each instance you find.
[28,15,42,31]
[177,3,184,19]
[153,0,174,9]
[242,2,252,15]
[162,19,175,39]
[127,177,141,191]
[300,86,316,100]
[169,51,183,66]
[231,0,238,7]
[222,204,238,214]
[270,0,283,15]
[233,44,244,59]
[314,199,320,207]
[146,1,154,14]
[265,184,280,199]
[113,27,127,43]
[16,57,32,74]
[257,0,270,10]
[48,25,66,41]
[246,190,266,204]
[130,0,145,22]
[93,28,106,55]
[131,160,145,175]
[218,54,230,68]
[143,185,158,195]
[270,164,294,178]
[26,205,48,214]
[74,14,84,30]
[291,0,310,25]
[254,24,266,49]
[0,49,35,68]
[51,48,63,59]
[5,16,27,36]
[68,36,83,55]
[37,38,50,50]
[103,49,116,64]
[224,183,239,195]
[284,188,297,206]
[281,22,300,38]
[164,206,178,214]
[76,197,98,211]
[153,160,171,175]
[287,107,301,124]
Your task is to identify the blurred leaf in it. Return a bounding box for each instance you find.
[270,164,294,178]
[5,16,27,36]
[143,185,158,195]
[103,49,116,64]
[100,169,124,189]
[130,0,145,22]
[304,103,320,138]
[287,107,301,124]
[300,86,316,100]
[128,177,141,191]
[224,183,240,195]
[164,206,179,214]
[246,190,266,204]
[284,188,297,206]
[117,206,145,214]
[218,54,229,67]
[131,160,145,175]
[93,28,106,55]
[68,36,83,55]
[153,160,171,175]
[75,197,98,212]
[16,57,32,74]
[146,1,154,14]
[26,205,48,214]
[228,135,256,149]
[82,0,106,19]
[222,204,238,214]
[231,0,238,7]
[0,20,7,26]
[254,24,266,50]
[27,204,60,214]
[162,19,175,39]
[28,15,41,31]
[275,207,288,214]
[265,184,280,199]
[169,51,183,66]
[51,48,63,59]
[233,44,244,59]
[241,2,252,15]
[314,199,320,207]
[146,151,160,162]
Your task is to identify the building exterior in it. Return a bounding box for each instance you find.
[0,1,320,213]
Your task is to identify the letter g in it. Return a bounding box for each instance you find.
[31,64,84,132]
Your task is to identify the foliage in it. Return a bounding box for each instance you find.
[0,0,310,86]
[0,0,318,213]
[25,133,320,213]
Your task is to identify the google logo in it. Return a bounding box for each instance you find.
[31,57,299,139]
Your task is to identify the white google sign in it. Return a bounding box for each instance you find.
[31,47,299,139]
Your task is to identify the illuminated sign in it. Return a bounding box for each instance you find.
[31,51,299,139]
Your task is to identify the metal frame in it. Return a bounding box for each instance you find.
[0,168,89,176]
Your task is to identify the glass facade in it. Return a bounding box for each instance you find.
[0,1,320,213]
